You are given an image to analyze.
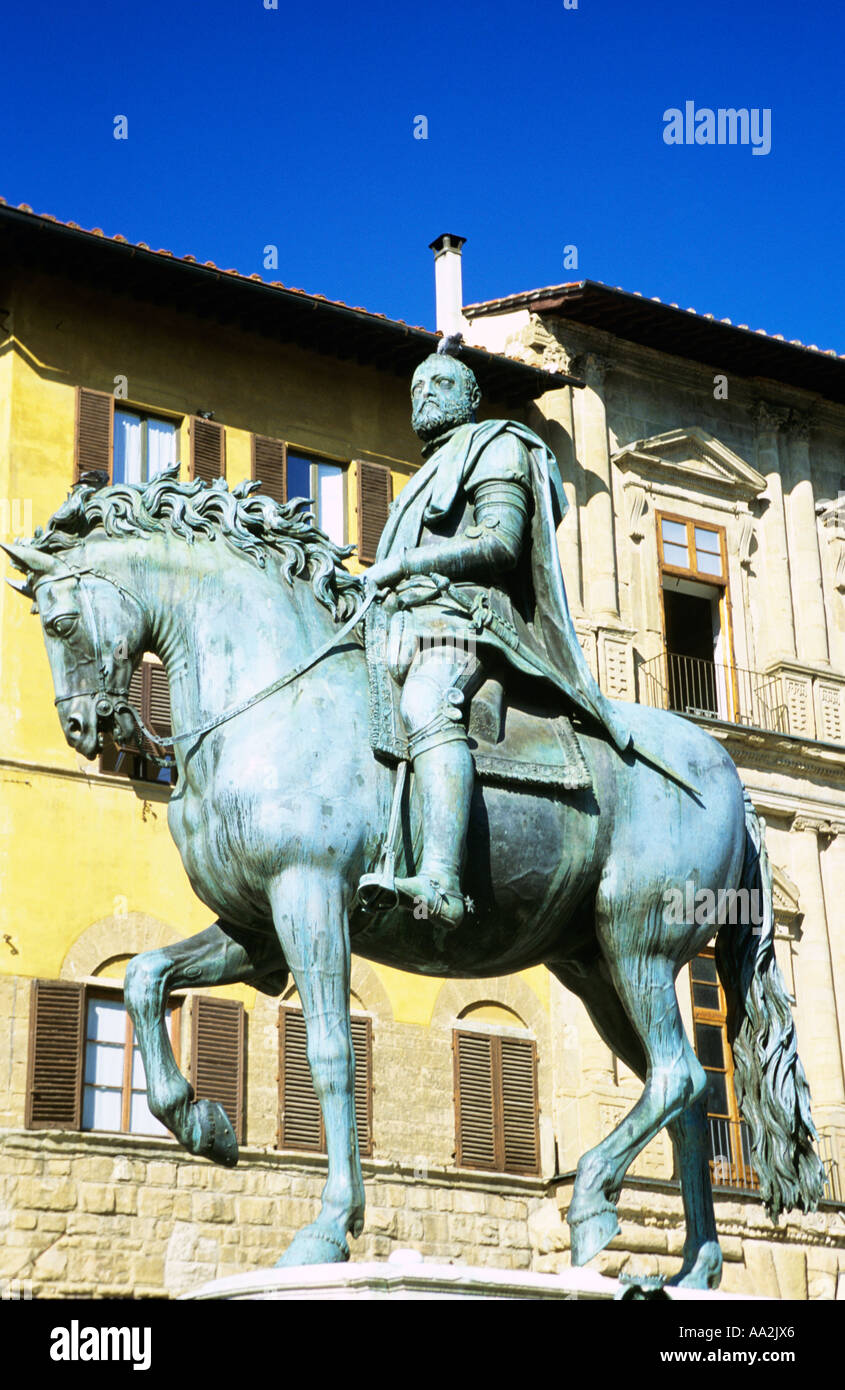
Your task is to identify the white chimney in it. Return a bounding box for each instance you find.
[429,233,468,339]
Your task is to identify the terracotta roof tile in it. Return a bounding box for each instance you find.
[3,199,429,331]
[465,277,845,361]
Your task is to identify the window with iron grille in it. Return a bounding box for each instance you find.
[453,1029,540,1176]
[656,512,737,721]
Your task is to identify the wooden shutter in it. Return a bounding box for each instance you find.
[74,388,114,482]
[454,1031,496,1170]
[356,460,392,565]
[190,996,245,1143]
[26,980,85,1128]
[252,435,287,505]
[279,1007,372,1156]
[499,1036,539,1175]
[454,1030,540,1175]
[279,1007,322,1152]
[190,418,225,485]
[350,1015,373,1157]
[147,661,171,740]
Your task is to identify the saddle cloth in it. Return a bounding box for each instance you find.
[364,603,591,792]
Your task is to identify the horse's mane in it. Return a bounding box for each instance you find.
[29,467,364,621]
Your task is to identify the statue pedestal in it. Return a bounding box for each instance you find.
[180,1251,762,1301]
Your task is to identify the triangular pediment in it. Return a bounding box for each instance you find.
[771,862,802,926]
[613,428,766,500]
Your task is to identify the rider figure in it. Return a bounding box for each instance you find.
[363,346,632,930]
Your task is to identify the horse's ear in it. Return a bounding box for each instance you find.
[0,541,58,579]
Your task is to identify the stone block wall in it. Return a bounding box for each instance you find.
[3,1129,844,1299]
[535,1178,845,1300]
[0,1129,544,1298]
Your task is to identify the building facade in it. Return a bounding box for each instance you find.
[0,203,843,1299]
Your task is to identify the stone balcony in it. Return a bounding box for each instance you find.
[637,650,845,747]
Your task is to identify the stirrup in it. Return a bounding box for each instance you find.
[394,874,466,930]
[355,761,408,914]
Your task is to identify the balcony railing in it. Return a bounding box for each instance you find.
[708,1116,758,1191]
[707,1118,842,1202]
[639,651,788,737]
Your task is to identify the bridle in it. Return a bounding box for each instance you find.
[32,562,375,768]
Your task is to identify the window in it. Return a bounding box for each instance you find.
[278,1005,372,1156]
[690,952,757,1190]
[114,410,178,485]
[453,1028,540,1176]
[249,437,349,546]
[26,980,245,1141]
[286,452,346,546]
[657,512,736,721]
[100,658,175,785]
[73,389,180,485]
[658,516,726,582]
[83,994,179,1137]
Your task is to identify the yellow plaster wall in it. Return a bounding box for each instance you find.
[0,267,553,1030]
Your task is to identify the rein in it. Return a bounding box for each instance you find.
[34,562,375,768]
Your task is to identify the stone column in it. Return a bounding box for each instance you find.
[571,353,619,622]
[789,819,845,1131]
[818,830,845,1181]
[784,411,830,667]
[531,386,584,615]
[749,402,796,664]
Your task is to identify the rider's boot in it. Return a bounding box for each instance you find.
[394,738,473,929]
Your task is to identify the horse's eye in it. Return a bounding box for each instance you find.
[50,615,79,639]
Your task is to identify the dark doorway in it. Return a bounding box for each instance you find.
[663,589,718,714]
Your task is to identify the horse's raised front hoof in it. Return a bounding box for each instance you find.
[274,1224,350,1268]
[191,1099,239,1168]
[667,1241,723,1290]
[569,1207,621,1266]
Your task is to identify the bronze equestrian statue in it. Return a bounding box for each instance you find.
[2,350,825,1287]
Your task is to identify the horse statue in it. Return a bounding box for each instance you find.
[2,468,825,1288]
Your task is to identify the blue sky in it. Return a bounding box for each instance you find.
[3,0,844,350]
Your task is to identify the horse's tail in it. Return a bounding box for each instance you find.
[714,788,827,1221]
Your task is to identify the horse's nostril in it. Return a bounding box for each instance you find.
[67,716,83,737]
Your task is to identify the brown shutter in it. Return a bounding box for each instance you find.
[454,1030,496,1170]
[454,1030,540,1175]
[279,1007,323,1151]
[189,418,225,485]
[147,661,171,740]
[190,996,245,1143]
[356,460,392,565]
[500,1035,540,1175]
[26,980,85,1129]
[279,1007,372,1156]
[252,435,287,506]
[74,388,114,482]
[350,1015,373,1158]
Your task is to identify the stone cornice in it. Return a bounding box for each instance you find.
[542,318,845,431]
[741,783,845,824]
[696,720,845,782]
[791,815,845,837]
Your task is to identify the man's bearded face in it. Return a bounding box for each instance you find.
[411,358,478,442]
